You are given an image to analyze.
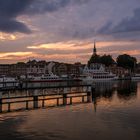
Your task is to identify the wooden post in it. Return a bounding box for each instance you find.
[57,98,59,106]
[33,96,38,108]
[82,96,84,102]
[70,97,72,104]
[63,94,67,105]
[0,92,2,113]
[26,101,28,109]
[42,99,45,107]
[33,90,39,108]
[8,103,11,112]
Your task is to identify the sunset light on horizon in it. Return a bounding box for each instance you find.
[0,0,140,64]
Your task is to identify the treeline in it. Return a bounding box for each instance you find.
[88,54,137,70]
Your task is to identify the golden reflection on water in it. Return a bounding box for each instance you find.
[0,81,140,140]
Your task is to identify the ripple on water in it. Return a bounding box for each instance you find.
[0,81,140,140]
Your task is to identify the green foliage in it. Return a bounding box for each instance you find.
[88,54,100,66]
[88,54,114,66]
[100,55,115,66]
[116,54,137,69]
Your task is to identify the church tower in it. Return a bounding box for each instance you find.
[93,41,97,55]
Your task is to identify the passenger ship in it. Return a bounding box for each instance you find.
[22,73,62,82]
[81,64,118,82]
[0,76,19,88]
[0,76,17,83]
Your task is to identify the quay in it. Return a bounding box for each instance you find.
[0,83,95,113]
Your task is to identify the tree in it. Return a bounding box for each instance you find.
[88,54,100,66]
[100,55,115,66]
[116,54,137,70]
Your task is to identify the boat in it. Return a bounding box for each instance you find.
[21,72,82,83]
[81,64,118,82]
[0,76,19,88]
[0,76,17,83]
[131,74,140,81]
[23,73,62,82]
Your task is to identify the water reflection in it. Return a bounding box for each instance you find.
[93,81,137,100]
[0,81,140,140]
[92,81,137,112]
[117,81,137,100]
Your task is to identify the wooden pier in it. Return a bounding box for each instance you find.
[0,84,95,113]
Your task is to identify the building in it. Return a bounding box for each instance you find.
[26,60,48,75]
[55,63,68,76]
[10,62,27,76]
[0,64,10,76]
[88,41,100,66]
[0,60,84,77]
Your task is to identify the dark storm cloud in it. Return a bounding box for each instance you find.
[98,8,140,35]
[0,19,31,34]
[26,0,89,14]
[97,22,113,34]
[0,0,89,33]
[112,8,140,33]
[26,0,71,14]
[0,0,33,33]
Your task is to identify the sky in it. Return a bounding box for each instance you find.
[0,0,140,64]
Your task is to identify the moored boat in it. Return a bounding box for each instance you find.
[0,76,17,83]
[21,73,82,82]
[81,64,118,82]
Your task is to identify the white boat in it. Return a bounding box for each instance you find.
[131,74,140,81]
[0,76,19,88]
[25,73,62,82]
[81,64,118,82]
[0,76,17,83]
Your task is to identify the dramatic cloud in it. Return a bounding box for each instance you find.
[98,7,140,35]
[0,0,140,63]
[0,0,32,33]
[0,0,89,33]
[112,8,140,33]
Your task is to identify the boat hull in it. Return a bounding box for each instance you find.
[23,79,82,83]
[82,77,118,82]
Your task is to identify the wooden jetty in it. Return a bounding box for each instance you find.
[0,83,95,113]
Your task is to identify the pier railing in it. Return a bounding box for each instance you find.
[0,84,94,113]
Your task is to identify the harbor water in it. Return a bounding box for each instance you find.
[0,81,140,140]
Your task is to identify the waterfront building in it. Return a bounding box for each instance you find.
[10,62,27,76]
[0,64,10,76]
[55,63,68,76]
[26,60,48,75]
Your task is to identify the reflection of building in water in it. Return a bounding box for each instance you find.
[92,81,137,100]
[91,81,117,112]
[91,81,138,112]
[116,81,137,100]
[93,81,117,97]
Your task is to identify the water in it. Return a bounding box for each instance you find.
[0,81,140,140]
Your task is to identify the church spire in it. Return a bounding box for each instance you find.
[93,40,97,55]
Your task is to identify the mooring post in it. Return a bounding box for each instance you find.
[26,101,29,110]
[82,96,84,102]
[57,98,59,106]
[63,94,67,105]
[63,87,68,105]
[0,92,2,113]
[33,90,39,108]
[70,97,72,104]
[42,99,45,107]
[8,103,11,112]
